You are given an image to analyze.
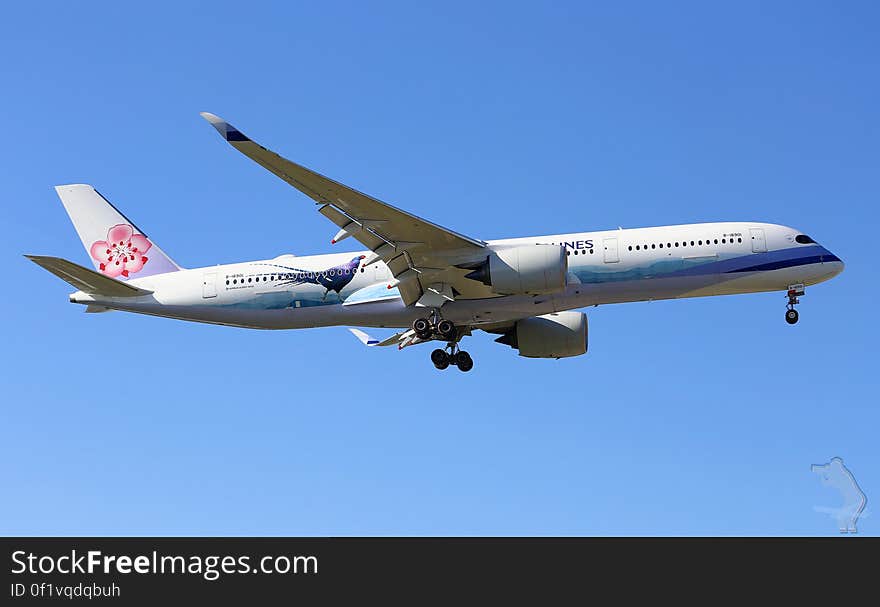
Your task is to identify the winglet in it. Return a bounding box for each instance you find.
[199,112,250,142]
[348,328,411,348]
[349,328,381,346]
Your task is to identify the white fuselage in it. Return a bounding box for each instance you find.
[68,222,844,329]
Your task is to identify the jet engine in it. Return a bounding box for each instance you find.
[463,244,567,295]
[495,311,588,358]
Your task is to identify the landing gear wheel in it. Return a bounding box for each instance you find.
[436,319,456,341]
[454,351,474,372]
[413,317,432,339]
[784,284,804,326]
[431,348,450,370]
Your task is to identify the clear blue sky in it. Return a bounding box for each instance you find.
[1,1,876,535]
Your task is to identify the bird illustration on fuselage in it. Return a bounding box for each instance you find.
[267,254,366,301]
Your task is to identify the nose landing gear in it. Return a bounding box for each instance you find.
[785,283,804,325]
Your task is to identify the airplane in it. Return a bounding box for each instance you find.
[27,112,844,372]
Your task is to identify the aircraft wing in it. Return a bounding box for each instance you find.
[201,112,488,306]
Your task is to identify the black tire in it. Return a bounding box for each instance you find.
[785,309,799,325]
[431,349,450,369]
[413,317,431,338]
[436,319,456,340]
[454,351,474,372]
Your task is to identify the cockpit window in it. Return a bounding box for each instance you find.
[795,234,816,244]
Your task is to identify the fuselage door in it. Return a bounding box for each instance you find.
[603,237,619,263]
[750,228,767,253]
[374,262,388,285]
[202,272,217,298]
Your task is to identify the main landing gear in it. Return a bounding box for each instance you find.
[414,312,473,372]
[412,313,456,341]
[431,343,474,372]
[785,283,804,325]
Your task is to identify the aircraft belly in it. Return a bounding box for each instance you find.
[97,298,417,330]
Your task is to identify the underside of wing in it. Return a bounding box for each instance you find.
[201,112,491,305]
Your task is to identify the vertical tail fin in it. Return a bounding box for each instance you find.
[55,184,181,280]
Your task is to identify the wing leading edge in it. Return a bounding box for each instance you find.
[200,112,488,305]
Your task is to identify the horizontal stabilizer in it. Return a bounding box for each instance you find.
[26,255,153,297]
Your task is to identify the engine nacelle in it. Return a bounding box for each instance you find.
[495,311,588,358]
[464,244,567,295]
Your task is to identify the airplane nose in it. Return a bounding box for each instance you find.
[821,248,844,277]
[829,258,845,277]
[827,260,844,278]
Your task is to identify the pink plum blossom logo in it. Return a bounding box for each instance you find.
[89,224,151,278]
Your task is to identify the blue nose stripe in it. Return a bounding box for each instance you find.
[728,246,841,273]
